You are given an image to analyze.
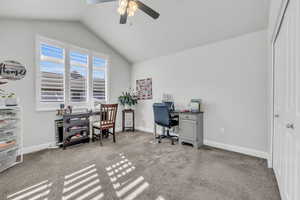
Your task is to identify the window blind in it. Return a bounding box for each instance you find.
[70,51,88,103]
[93,57,106,101]
[40,43,65,102]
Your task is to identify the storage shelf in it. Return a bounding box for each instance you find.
[0,106,22,173]
[0,106,21,110]
[62,112,90,149]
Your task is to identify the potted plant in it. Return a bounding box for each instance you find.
[118,90,138,110]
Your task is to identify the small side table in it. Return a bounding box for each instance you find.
[122,109,135,132]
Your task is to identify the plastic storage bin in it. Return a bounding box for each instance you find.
[0,147,17,161]
[0,106,22,173]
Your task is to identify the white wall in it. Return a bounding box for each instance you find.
[268,0,284,40]
[0,19,131,151]
[132,30,269,154]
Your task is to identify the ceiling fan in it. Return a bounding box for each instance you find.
[87,0,160,24]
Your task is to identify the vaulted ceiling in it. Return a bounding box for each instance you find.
[0,0,270,63]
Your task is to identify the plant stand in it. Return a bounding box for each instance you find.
[122,109,135,132]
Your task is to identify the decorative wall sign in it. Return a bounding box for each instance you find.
[0,60,27,80]
[136,78,152,100]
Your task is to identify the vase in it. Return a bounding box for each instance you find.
[124,105,131,110]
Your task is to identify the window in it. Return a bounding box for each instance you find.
[39,43,65,102]
[70,51,88,103]
[93,56,107,101]
[36,36,109,111]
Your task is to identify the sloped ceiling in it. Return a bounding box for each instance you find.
[0,0,270,63]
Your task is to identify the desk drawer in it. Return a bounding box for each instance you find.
[180,114,197,121]
[179,119,196,140]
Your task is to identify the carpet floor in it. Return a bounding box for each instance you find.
[0,131,280,200]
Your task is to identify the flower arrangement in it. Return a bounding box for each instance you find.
[118,89,138,109]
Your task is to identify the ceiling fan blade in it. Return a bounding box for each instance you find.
[86,0,117,4]
[120,13,128,24]
[135,0,160,19]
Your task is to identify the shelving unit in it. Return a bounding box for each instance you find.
[0,106,22,173]
[63,112,90,149]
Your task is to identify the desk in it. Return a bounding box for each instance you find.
[55,110,106,148]
[177,112,204,148]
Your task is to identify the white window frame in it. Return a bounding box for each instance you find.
[36,36,66,111]
[35,35,110,111]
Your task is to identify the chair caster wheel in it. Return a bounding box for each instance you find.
[158,140,161,143]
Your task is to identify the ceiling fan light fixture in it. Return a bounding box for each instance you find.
[118,0,138,17]
[127,1,138,17]
[128,1,138,12]
[118,0,128,15]
[127,9,135,17]
[118,7,126,15]
[119,0,128,7]
[88,0,159,24]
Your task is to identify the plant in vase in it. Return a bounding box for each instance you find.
[118,90,138,110]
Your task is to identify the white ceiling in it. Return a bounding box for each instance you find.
[0,0,270,63]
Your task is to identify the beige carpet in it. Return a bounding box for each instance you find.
[0,131,280,200]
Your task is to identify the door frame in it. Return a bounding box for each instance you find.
[270,0,290,168]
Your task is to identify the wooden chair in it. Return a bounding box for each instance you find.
[92,104,118,146]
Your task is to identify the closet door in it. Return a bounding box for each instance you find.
[273,0,299,199]
[295,0,300,199]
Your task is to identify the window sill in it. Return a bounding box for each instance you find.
[36,105,90,112]
[36,107,58,112]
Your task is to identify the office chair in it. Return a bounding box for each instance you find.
[153,103,179,145]
[163,101,175,112]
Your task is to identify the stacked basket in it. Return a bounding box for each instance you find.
[0,106,22,173]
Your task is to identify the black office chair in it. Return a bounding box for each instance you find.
[153,103,179,145]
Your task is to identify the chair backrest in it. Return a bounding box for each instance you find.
[153,103,171,127]
[163,101,175,112]
[100,104,118,127]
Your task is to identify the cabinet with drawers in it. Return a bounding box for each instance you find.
[178,112,203,148]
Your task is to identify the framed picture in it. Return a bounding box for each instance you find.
[136,78,152,100]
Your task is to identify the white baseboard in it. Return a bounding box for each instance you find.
[136,126,271,165]
[136,127,153,133]
[23,142,54,154]
[267,157,273,168]
[116,127,122,132]
[23,127,123,155]
[204,139,270,161]
[23,128,272,168]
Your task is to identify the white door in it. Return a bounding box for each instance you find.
[273,0,300,199]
